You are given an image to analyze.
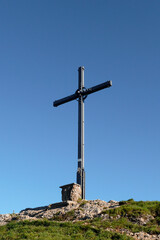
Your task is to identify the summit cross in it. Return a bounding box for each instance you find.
[53,67,112,199]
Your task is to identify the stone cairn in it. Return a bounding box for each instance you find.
[60,183,81,202]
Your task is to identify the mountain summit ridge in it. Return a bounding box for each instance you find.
[0,199,160,239]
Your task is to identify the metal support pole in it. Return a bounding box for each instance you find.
[77,66,85,199]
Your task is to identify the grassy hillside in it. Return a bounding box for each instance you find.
[0,199,160,240]
[0,220,131,240]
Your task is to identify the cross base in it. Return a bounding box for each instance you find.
[59,183,82,202]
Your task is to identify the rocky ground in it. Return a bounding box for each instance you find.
[19,199,119,221]
[0,200,160,239]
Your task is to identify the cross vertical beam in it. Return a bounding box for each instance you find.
[77,67,85,199]
[53,66,112,200]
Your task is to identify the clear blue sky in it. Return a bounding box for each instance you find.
[0,0,160,214]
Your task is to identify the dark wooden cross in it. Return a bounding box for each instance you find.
[53,67,112,199]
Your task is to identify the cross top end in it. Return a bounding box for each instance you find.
[78,66,85,71]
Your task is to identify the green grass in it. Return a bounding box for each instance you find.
[103,199,160,218]
[79,200,88,207]
[51,209,76,221]
[1,200,160,239]
[0,220,132,240]
[100,199,160,234]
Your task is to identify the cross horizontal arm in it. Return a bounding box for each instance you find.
[53,93,78,107]
[81,80,112,97]
[53,80,112,107]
